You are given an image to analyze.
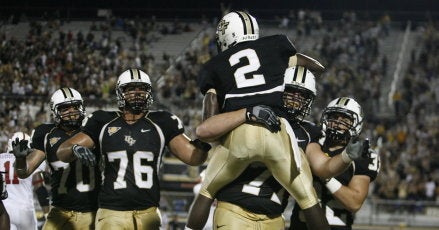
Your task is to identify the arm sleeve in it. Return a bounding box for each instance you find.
[148,111,185,144]
[82,110,117,145]
[197,63,216,95]
[354,158,379,181]
[279,35,297,59]
[31,124,53,151]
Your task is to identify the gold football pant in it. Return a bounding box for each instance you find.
[43,207,96,230]
[200,120,318,209]
[214,201,284,230]
[95,207,161,230]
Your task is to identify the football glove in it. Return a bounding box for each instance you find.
[342,137,370,162]
[12,137,31,159]
[246,105,281,133]
[190,139,212,152]
[72,145,96,166]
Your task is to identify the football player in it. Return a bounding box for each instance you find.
[290,97,380,230]
[186,11,331,230]
[0,171,10,230]
[1,132,49,230]
[12,87,99,230]
[56,68,210,230]
[188,67,370,229]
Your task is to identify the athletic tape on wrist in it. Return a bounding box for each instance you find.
[326,178,342,194]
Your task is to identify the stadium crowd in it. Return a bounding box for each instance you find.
[0,10,438,210]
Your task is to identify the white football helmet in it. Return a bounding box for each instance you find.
[116,68,153,114]
[50,87,85,128]
[283,66,317,121]
[321,97,364,145]
[7,131,31,153]
[216,11,259,52]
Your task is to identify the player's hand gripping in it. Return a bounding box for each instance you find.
[72,145,96,166]
[246,105,281,133]
[12,137,31,159]
[342,137,370,162]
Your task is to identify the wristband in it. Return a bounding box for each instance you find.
[326,178,342,194]
[13,161,27,174]
[341,150,352,164]
[190,139,212,152]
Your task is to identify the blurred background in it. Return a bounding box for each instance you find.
[0,0,438,229]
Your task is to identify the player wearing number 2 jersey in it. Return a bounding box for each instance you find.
[193,67,367,229]
[186,11,329,230]
[13,87,98,230]
[57,68,210,230]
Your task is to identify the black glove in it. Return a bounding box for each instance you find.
[344,137,369,161]
[190,139,212,152]
[246,105,281,133]
[72,145,96,166]
[12,137,31,159]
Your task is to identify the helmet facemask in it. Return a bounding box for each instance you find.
[52,101,85,129]
[50,88,85,130]
[117,82,153,115]
[322,110,360,146]
[283,85,315,122]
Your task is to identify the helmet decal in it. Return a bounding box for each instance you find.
[216,11,259,52]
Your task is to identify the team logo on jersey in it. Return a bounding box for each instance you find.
[108,127,121,136]
[49,137,61,147]
[124,135,136,146]
[217,19,229,35]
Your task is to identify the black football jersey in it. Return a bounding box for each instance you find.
[44,127,99,212]
[31,123,56,152]
[82,110,184,211]
[198,35,296,116]
[290,138,379,229]
[216,120,322,215]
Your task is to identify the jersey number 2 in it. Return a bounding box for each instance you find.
[229,48,266,88]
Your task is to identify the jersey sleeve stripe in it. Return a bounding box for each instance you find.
[224,85,284,100]
[146,118,166,173]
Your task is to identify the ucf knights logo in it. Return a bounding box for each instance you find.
[217,19,229,35]
[124,135,136,146]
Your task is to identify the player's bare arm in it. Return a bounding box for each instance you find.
[196,109,246,143]
[198,89,245,142]
[198,89,280,142]
[289,53,325,74]
[15,149,45,179]
[326,175,370,213]
[57,132,95,163]
[168,134,209,166]
[202,89,219,121]
[306,143,350,179]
